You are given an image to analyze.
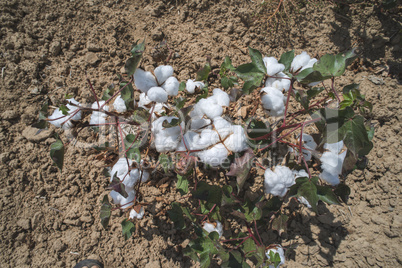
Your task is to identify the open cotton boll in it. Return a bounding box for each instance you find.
[162,76,179,96]
[113,95,127,113]
[213,116,232,139]
[186,79,204,94]
[265,72,291,92]
[89,101,109,125]
[266,245,285,268]
[138,92,152,108]
[147,87,168,103]
[290,51,311,73]
[129,207,145,219]
[261,87,285,116]
[199,98,223,119]
[190,117,212,131]
[301,134,317,161]
[324,140,344,154]
[110,158,150,190]
[152,116,183,152]
[110,190,136,209]
[300,58,318,72]
[176,131,205,151]
[319,149,347,186]
[264,166,295,197]
[263,57,285,76]
[154,135,182,153]
[224,125,249,152]
[197,143,229,167]
[198,129,221,148]
[48,98,82,129]
[292,169,309,179]
[212,88,230,107]
[154,65,174,85]
[134,68,158,93]
[203,221,223,238]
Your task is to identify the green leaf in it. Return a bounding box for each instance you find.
[221,185,235,206]
[339,115,373,156]
[279,50,295,72]
[200,251,211,268]
[268,251,282,268]
[195,83,209,102]
[59,104,70,116]
[167,202,185,230]
[221,56,235,71]
[316,185,340,205]
[120,82,135,110]
[125,40,146,76]
[121,218,136,240]
[222,250,251,268]
[288,177,309,197]
[248,47,267,74]
[50,137,64,171]
[235,63,265,94]
[334,183,351,203]
[109,172,128,198]
[176,174,189,195]
[100,195,112,229]
[132,107,150,123]
[342,83,360,94]
[295,67,327,84]
[33,101,49,129]
[193,181,222,205]
[243,237,257,257]
[162,118,181,128]
[272,214,288,234]
[179,81,186,91]
[175,97,187,109]
[102,83,115,101]
[196,62,211,81]
[297,181,319,212]
[124,134,141,162]
[159,153,172,173]
[313,49,357,78]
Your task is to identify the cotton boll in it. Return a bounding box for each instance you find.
[113,95,127,113]
[198,129,220,148]
[110,158,132,182]
[190,102,205,117]
[265,72,291,92]
[301,58,318,72]
[152,116,182,137]
[319,149,347,186]
[154,65,174,85]
[197,143,229,167]
[266,245,285,268]
[147,87,168,103]
[186,79,204,94]
[176,131,204,151]
[129,207,145,219]
[152,116,183,152]
[110,190,136,209]
[138,92,152,108]
[320,170,340,186]
[190,117,212,131]
[292,169,309,179]
[89,101,109,125]
[212,116,232,139]
[134,68,158,93]
[290,51,311,73]
[48,98,82,129]
[324,140,344,154]
[202,221,223,238]
[224,125,249,152]
[162,76,179,96]
[264,166,295,197]
[263,57,285,76]
[212,88,230,107]
[301,134,317,161]
[199,98,223,119]
[261,87,285,116]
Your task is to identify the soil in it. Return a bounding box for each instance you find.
[0,0,401,267]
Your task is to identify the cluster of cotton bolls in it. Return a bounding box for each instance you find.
[202,221,223,238]
[263,166,308,197]
[48,98,82,129]
[260,52,319,116]
[108,158,150,219]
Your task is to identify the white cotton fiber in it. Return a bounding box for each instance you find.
[261,87,285,116]
[301,134,317,161]
[186,79,204,94]
[198,129,220,148]
[138,92,152,108]
[197,143,229,167]
[223,125,249,152]
[90,101,109,125]
[266,245,285,268]
[292,169,309,179]
[263,57,285,76]
[129,207,145,219]
[110,190,136,209]
[190,117,212,131]
[265,72,291,92]
[319,141,347,186]
[198,98,223,119]
[264,166,295,197]
[176,131,204,151]
[151,116,183,152]
[211,88,230,107]
[203,221,223,238]
[134,68,158,93]
[113,95,127,113]
[48,98,82,130]
[298,196,312,209]
[301,58,318,72]
[110,158,150,191]
[291,51,311,73]
[212,116,232,139]
[147,87,168,103]
[154,65,174,85]
[162,76,179,96]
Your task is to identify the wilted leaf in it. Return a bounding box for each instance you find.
[50,137,64,171]
[33,101,49,129]
[125,40,145,76]
[272,214,288,235]
[226,149,255,193]
[196,62,211,81]
[102,83,115,101]
[316,185,340,205]
[159,153,172,173]
[109,172,128,198]
[162,118,181,128]
[121,218,135,240]
[176,174,189,195]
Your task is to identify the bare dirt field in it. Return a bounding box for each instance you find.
[0,0,401,267]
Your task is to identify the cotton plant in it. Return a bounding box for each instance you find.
[41,43,374,267]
